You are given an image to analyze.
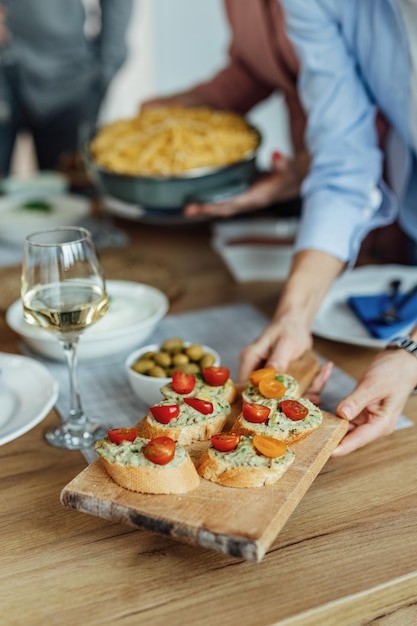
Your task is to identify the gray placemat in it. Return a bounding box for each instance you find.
[19,302,413,463]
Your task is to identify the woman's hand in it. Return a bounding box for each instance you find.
[332,348,417,456]
[304,360,334,405]
[238,309,313,382]
[184,151,306,219]
[238,250,344,382]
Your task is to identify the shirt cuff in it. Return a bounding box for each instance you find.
[294,185,394,264]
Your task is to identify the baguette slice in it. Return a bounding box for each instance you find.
[137,395,231,445]
[95,436,200,494]
[161,376,237,404]
[241,372,299,406]
[233,396,322,444]
[197,434,295,488]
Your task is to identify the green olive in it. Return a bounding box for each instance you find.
[153,352,172,368]
[141,351,155,360]
[170,363,189,373]
[148,365,168,378]
[131,358,155,374]
[136,338,218,377]
[160,338,184,354]
[182,362,200,374]
[185,344,204,361]
[172,353,190,366]
[200,353,216,368]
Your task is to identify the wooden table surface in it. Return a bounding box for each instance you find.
[1,215,417,626]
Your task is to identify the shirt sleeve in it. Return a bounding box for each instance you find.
[280,0,390,263]
[97,0,133,88]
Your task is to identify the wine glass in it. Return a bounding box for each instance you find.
[21,227,109,450]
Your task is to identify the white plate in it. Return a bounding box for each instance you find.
[313,265,417,348]
[0,352,59,446]
[6,280,169,362]
[0,193,90,246]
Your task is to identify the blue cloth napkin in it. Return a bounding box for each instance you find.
[348,289,417,339]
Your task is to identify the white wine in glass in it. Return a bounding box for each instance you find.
[21,227,109,449]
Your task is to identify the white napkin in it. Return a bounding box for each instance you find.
[211,218,298,281]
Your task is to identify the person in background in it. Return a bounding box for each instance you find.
[239,0,417,456]
[143,0,309,220]
[0,0,133,175]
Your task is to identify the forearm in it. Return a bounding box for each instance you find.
[273,250,345,327]
[193,63,272,114]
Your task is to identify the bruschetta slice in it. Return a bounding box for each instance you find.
[232,396,323,444]
[197,433,295,488]
[95,432,200,494]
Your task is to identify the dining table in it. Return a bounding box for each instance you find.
[1,208,417,626]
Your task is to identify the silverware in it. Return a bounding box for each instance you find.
[373,280,417,325]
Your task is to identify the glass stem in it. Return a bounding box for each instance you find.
[59,334,86,427]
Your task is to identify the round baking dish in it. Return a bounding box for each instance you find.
[84,126,261,210]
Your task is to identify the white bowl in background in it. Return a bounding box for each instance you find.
[6,280,169,363]
[0,193,91,246]
[1,171,69,196]
[125,342,221,407]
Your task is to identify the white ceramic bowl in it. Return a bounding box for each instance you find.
[0,193,90,246]
[1,171,69,196]
[6,280,169,363]
[125,342,221,406]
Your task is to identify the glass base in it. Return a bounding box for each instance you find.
[44,421,108,450]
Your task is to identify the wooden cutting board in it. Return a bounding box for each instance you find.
[60,351,348,562]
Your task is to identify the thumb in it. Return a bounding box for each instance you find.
[336,385,374,421]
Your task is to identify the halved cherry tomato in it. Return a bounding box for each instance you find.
[211,433,241,452]
[143,436,176,465]
[150,404,180,424]
[202,366,230,386]
[258,377,287,399]
[281,399,309,421]
[242,402,270,423]
[249,367,277,386]
[184,397,214,414]
[172,371,196,394]
[253,434,287,458]
[107,427,138,445]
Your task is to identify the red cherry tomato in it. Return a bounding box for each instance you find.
[150,404,180,424]
[172,371,196,394]
[202,366,230,386]
[281,399,309,421]
[211,433,241,452]
[107,427,138,445]
[184,397,214,414]
[143,436,176,465]
[242,402,270,423]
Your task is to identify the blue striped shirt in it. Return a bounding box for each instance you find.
[280,0,417,264]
